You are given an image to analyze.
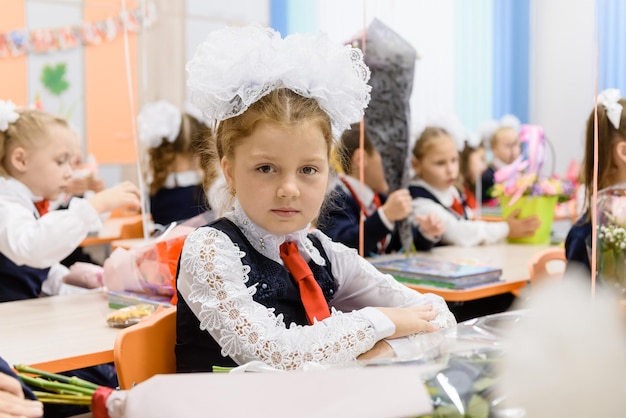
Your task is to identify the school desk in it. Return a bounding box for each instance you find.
[0,292,118,373]
[378,243,554,302]
[80,214,146,247]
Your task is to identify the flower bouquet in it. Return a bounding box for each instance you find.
[596,184,626,295]
[490,125,575,244]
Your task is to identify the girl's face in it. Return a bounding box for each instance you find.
[468,147,487,181]
[222,121,330,235]
[363,149,389,194]
[13,124,74,200]
[492,127,521,164]
[413,135,459,191]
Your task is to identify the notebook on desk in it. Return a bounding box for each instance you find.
[371,257,502,289]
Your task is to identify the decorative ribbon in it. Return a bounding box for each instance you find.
[598,88,622,129]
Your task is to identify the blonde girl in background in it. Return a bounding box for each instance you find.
[408,126,540,247]
[565,89,626,274]
[480,115,522,202]
[0,102,140,417]
[138,100,209,227]
[175,26,456,373]
[0,102,140,302]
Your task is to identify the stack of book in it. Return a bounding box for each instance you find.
[371,257,502,289]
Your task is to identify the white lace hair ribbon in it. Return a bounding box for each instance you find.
[478,114,521,146]
[137,100,182,148]
[598,88,622,129]
[186,25,371,137]
[0,100,19,132]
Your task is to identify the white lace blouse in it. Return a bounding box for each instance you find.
[177,202,456,370]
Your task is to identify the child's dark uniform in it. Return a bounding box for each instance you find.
[176,218,337,372]
[318,185,435,257]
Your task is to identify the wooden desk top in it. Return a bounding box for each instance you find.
[0,292,119,373]
[386,243,553,302]
[81,214,146,247]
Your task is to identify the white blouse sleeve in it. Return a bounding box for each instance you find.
[310,230,456,331]
[0,198,101,267]
[412,198,509,246]
[177,227,389,370]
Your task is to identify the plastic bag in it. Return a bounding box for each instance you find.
[102,231,188,297]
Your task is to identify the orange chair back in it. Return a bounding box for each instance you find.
[114,306,177,389]
[528,247,567,287]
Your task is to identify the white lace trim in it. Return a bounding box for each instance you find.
[224,201,326,266]
[186,25,371,137]
[181,227,378,370]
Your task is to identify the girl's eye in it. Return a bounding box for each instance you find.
[301,166,318,175]
[257,165,275,174]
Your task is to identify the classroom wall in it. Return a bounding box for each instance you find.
[0,1,606,186]
[529,0,595,174]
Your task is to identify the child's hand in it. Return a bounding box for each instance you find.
[87,181,141,214]
[376,305,439,338]
[87,176,105,193]
[357,339,394,360]
[381,189,413,222]
[63,262,103,289]
[0,372,44,417]
[505,209,541,238]
[65,177,89,196]
[415,213,445,238]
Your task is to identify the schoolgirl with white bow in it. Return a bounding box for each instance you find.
[479,114,522,202]
[175,25,457,373]
[408,125,540,247]
[0,103,141,302]
[138,101,210,227]
[565,88,626,274]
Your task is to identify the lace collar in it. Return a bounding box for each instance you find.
[224,201,326,266]
[410,178,460,207]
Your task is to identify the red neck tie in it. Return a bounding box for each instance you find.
[279,241,331,324]
[451,197,465,217]
[34,200,50,216]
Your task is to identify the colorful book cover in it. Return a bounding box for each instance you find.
[371,257,502,288]
[107,290,173,310]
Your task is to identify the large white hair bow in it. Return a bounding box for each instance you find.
[0,100,19,132]
[137,101,182,148]
[478,114,521,145]
[598,88,622,129]
[186,25,371,137]
[426,114,467,150]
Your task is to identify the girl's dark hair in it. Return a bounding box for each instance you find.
[336,123,374,174]
[581,98,626,219]
[148,113,208,195]
[459,142,485,191]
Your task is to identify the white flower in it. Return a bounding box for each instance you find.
[137,101,182,148]
[0,100,19,132]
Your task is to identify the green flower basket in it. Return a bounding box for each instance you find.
[500,195,558,244]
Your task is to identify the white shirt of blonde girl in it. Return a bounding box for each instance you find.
[177,201,456,370]
[409,178,509,247]
[0,177,102,295]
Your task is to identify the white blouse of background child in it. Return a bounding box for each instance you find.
[409,178,509,247]
[0,177,102,295]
